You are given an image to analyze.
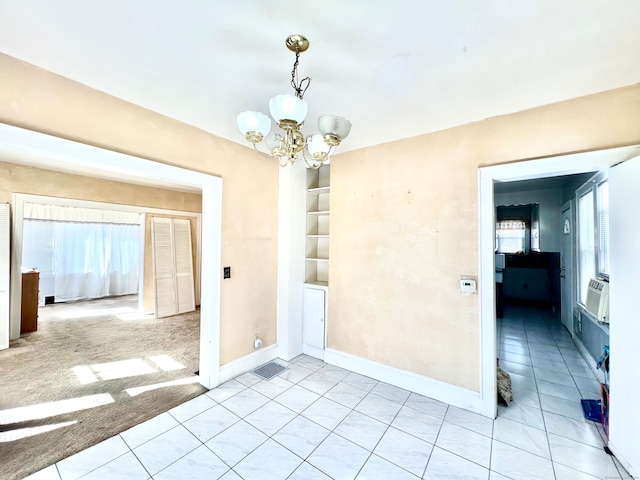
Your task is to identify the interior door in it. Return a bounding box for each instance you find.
[608,155,640,476]
[0,203,9,350]
[173,219,195,314]
[560,202,573,333]
[303,287,326,352]
[152,217,195,319]
[152,217,177,318]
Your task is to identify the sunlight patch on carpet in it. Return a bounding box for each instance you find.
[149,355,185,372]
[0,394,114,425]
[117,312,156,321]
[0,421,77,443]
[91,358,157,380]
[126,376,201,397]
[58,307,138,320]
[72,356,185,384]
[72,365,99,385]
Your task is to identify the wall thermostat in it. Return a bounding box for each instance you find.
[459,277,477,294]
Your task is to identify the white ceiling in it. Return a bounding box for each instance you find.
[1,1,639,153]
[494,172,595,194]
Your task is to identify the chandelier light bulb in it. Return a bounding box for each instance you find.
[307,134,332,159]
[237,111,271,140]
[269,95,308,124]
[318,115,352,146]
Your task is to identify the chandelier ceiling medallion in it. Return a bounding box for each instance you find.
[236,34,351,169]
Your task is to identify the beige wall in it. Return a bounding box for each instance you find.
[0,161,202,209]
[330,83,640,391]
[0,53,279,365]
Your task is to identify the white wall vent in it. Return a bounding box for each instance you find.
[585,278,609,323]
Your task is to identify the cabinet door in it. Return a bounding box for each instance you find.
[303,287,325,350]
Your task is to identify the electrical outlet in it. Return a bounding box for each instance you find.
[223,266,231,279]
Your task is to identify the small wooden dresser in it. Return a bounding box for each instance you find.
[21,269,39,334]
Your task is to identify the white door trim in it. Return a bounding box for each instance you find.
[0,123,222,389]
[560,200,574,336]
[478,145,640,418]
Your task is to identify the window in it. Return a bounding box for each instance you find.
[578,190,595,304]
[495,204,537,254]
[597,181,609,276]
[496,219,528,254]
[576,173,609,304]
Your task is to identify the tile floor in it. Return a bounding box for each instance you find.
[26,304,632,480]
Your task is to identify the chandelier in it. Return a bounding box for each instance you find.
[236,34,351,169]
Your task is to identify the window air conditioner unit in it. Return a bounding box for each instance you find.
[585,278,609,323]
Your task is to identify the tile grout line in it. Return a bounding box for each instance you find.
[49,332,622,480]
[219,361,387,479]
[508,304,622,480]
[533,316,558,480]
[421,403,448,478]
[279,366,383,479]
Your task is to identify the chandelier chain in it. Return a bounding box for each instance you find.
[290,49,311,99]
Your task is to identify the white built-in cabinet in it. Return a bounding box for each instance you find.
[303,165,330,358]
[303,286,326,357]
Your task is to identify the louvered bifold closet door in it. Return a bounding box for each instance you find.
[152,217,177,318]
[0,203,10,350]
[173,219,195,314]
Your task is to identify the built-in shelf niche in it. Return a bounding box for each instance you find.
[305,165,330,286]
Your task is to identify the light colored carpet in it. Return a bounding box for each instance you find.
[0,295,205,480]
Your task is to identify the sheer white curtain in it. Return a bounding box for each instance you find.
[22,203,140,302]
[578,191,595,304]
[495,219,527,254]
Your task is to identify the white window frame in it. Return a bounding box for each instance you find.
[576,171,609,305]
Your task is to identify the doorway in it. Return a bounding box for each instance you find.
[479,145,640,476]
[0,123,222,389]
[480,145,640,415]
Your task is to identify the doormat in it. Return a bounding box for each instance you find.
[581,399,602,422]
[252,362,288,381]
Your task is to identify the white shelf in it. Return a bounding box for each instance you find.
[306,165,330,287]
[308,186,330,195]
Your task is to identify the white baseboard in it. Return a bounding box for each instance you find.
[607,440,636,478]
[573,336,605,384]
[218,344,279,384]
[323,348,489,417]
[302,343,325,361]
